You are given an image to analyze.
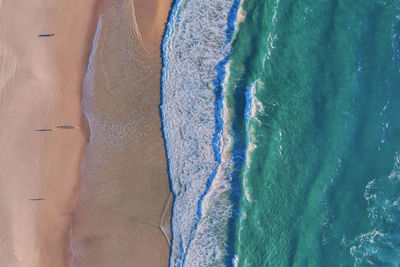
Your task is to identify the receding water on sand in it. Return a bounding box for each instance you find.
[71,1,172,266]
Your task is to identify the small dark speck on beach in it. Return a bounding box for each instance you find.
[38,34,55,37]
[56,125,76,129]
[35,129,53,132]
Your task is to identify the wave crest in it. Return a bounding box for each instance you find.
[161,0,240,265]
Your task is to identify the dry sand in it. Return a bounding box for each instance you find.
[70,0,173,267]
[0,0,101,266]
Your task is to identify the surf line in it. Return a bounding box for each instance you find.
[179,0,242,265]
[160,0,185,264]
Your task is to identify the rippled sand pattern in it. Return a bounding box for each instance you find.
[0,3,17,263]
[0,1,16,105]
[0,0,98,265]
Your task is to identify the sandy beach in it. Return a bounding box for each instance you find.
[70,0,173,266]
[0,0,101,266]
[0,0,171,265]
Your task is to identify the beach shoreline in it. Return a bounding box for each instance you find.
[0,0,172,265]
[70,0,173,266]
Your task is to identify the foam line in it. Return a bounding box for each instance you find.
[160,0,242,265]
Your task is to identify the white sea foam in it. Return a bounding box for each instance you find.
[235,6,246,25]
[350,153,400,265]
[244,80,264,169]
[233,255,239,267]
[161,0,240,266]
[262,0,280,67]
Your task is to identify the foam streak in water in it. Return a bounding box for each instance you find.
[350,153,400,265]
[161,0,240,266]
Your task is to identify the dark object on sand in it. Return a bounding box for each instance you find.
[56,125,76,129]
[29,198,45,201]
[38,34,55,37]
[35,129,53,132]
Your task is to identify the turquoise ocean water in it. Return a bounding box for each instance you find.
[162,0,400,266]
[231,0,400,266]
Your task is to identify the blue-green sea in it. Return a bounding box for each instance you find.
[230,0,400,266]
[161,0,400,266]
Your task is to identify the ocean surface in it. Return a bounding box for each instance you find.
[161,0,400,266]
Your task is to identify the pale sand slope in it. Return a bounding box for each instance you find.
[70,0,172,266]
[0,0,100,266]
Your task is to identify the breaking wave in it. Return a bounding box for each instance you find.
[161,0,241,266]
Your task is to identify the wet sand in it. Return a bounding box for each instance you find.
[0,0,100,266]
[70,0,173,266]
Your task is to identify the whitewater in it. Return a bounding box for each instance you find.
[161,0,242,266]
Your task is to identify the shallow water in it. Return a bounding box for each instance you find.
[72,1,171,266]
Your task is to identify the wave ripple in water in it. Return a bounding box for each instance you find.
[161,0,240,266]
